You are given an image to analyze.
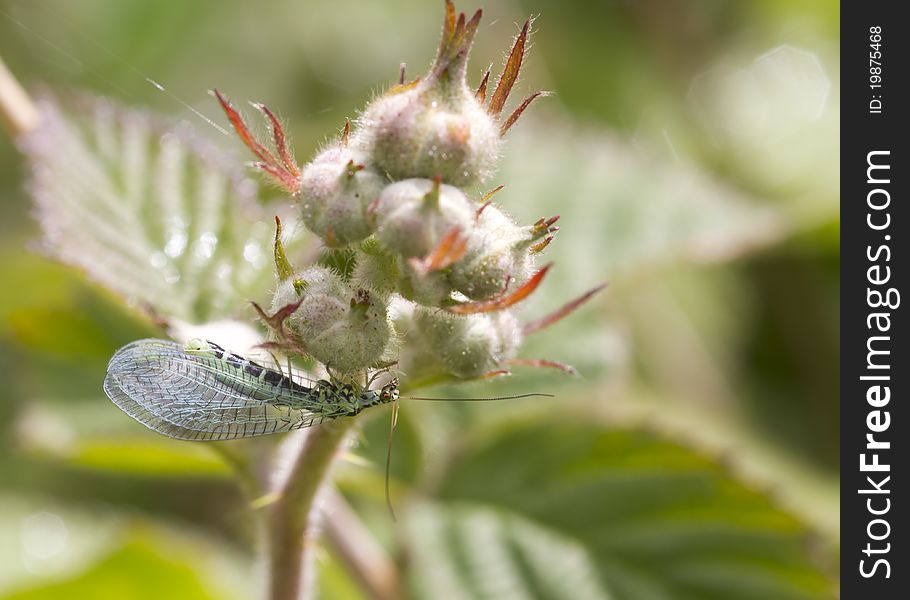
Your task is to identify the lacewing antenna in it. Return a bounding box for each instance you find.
[383,390,552,518]
[385,400,400,521]
[403,392,554,401]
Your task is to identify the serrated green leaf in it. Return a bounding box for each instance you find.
[404,420,835,600]
[20,93,305,324]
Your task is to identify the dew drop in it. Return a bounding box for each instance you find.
[164,230,188,258]
[163,267,180,284]
[150,252,167,269]
[193,232,218,260]
[21,511,68,569]
[243,242,265,267]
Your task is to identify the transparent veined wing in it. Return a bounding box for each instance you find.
[103,339,344,441]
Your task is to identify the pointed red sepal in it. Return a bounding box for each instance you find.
[213,89,274,164]
[251,298,302,339]
[500,91,548,136]
[479,369,512,379]
[507,358,579,376]
[432,3,482,79]
[251,162,299,192]
[410,227,469,274]
[488,17,531,117]
[529,235,554,254]
[529,215,560,240]
[451,13,466,52]
[522,282,607,336]
[440,0,457,51]
[462,10,483,54]
[341,119,351,146]
[213,89,300,194]
[251,102,299,177]
[448,263,552,314]
[475,66,491,104]
[476,184,505,219]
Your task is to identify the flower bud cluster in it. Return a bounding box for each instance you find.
[220,2,583,379]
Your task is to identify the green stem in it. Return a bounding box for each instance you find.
[266,419,356,600]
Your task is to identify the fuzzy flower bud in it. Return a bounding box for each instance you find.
[358,85,500,187]
[356,7,502,187]
[449,204,552,300]
[372,178,474,259]
[414,307,522,378]
[272,266,391,373]
[298,144,384,246]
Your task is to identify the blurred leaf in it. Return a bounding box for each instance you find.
[0,495,117,594]
[577,385,839,544]
[688,44,839,213]
[0,252,73,319]
[501,115,783,287]
[2,536,235,600]
[353,406,424,486]
[0,250,155,367]
[18,92,305,324]
[496,114,784,378]
[7,306,128,362]
[15,405,235,479]
[404,419,835,600]
[54,438,231,478]
[315,549,369,600]
[0,496,252,599]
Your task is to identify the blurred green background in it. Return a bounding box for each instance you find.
[1,0,838,598]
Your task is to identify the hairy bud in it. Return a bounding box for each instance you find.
[450,204,539,299]
[299,144,384,246]
[372,178,474,259]
[414,307,522,378]
[354,5,505,187]
[358,86,500,187]
[272,266,391,373]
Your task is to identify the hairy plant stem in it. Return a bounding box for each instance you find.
[266,419,356,600]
